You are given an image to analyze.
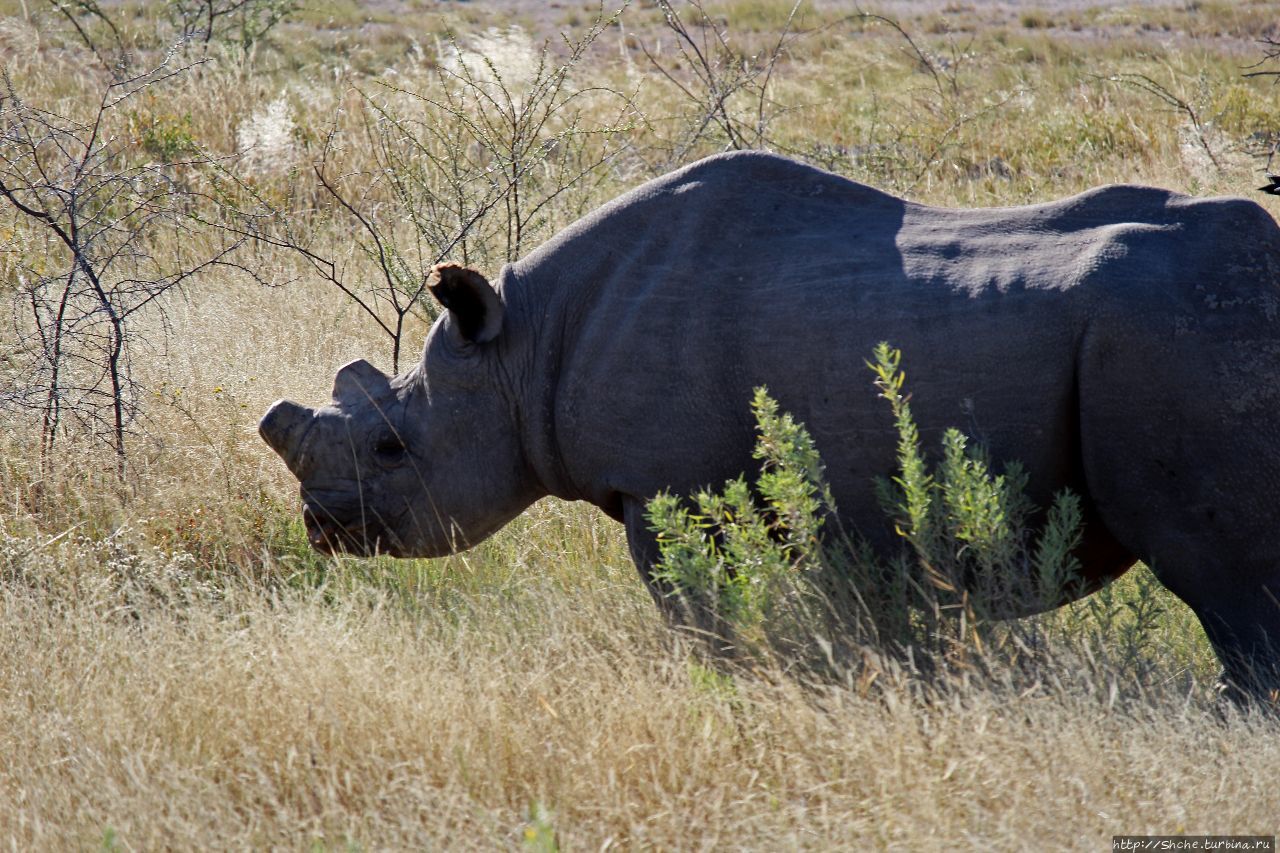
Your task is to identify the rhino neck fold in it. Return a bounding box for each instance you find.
[491,264,583,505]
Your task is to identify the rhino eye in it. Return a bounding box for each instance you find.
[372,433,407,462]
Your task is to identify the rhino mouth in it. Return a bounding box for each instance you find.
[302,500,406,558]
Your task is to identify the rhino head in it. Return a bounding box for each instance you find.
[259,264,541,558]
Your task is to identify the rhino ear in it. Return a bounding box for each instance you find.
[428,263,503,344]
[333,358,391,406]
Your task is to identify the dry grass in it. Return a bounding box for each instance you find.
[2,524,1278,849]
[2,0,1280,846]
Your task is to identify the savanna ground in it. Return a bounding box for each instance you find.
[2,0,1280,847]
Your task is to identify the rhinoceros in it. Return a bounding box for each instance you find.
[261,150,1280,702]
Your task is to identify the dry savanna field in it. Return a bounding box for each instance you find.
[2,0,1280,848]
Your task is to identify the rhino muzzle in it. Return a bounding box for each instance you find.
[259,399,315,476]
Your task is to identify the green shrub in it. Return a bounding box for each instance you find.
[868,342,1085,620]
[646,343,1087,673]
[646,386,831,639]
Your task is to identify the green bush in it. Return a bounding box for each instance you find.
[646,386,830,639]
[647,343,1087,672]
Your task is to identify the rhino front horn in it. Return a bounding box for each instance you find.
[259,399,315,475]
[332,359,392,407]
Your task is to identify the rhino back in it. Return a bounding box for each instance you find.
[504,152,1280,531]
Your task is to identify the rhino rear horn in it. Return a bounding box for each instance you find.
[332,358,392,407]
[428,263,503,344]
[260,399,314,475]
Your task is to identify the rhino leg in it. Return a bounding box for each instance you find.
[622,496,739,653]
[1078,332,1280,707]
[1195,593,1280,707]
[621,495,679,616]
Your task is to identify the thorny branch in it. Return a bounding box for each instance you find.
[216,9,637,371]
[1243,36,1280,173]
[638,0,803,160]
[1104,72,1223,173]
[0,51,247,474]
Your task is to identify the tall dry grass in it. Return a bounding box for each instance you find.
[1,0,1280,845]
[2,521,1278,849]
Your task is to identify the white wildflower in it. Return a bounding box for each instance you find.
[0,18,38,61]
[289,82,336,115]
[236,96,297,176]
[440,26,544,106]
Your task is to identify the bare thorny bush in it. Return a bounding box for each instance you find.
[0,1,1029,477]
[163,0,298,50]
[221,11,641,371]
[840,7,1021,190]
[0,0,293,482]
[1245,34,1280,176]
[0,48,250,477]
[50,0,297,58]
[636,0,802,163]
[638,1,1018,191]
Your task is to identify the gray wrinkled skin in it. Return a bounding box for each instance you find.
[262,151,1280,701]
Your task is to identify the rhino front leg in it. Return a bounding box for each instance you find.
[621,495,679,616]
[621,495,737,652]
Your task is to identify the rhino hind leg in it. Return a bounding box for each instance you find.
[1093,508,1280,707]
[1078,333,1280,707]
[1196,594,1280,707]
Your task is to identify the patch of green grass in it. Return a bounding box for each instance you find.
[1019,9,1051,30]
[288,0,369,30]
[521,801,559,853]
[704,0,826,32]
